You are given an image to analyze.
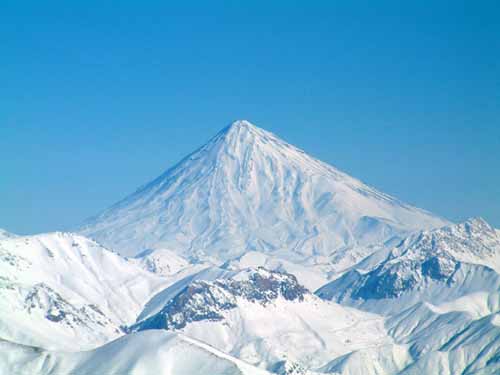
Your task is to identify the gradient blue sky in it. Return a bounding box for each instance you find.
[1,1,499,234]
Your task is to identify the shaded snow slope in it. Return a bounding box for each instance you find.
[399,312,500,375]
[312,218,500,374]
[0,331,271,375]
[317,302,500,375]
[319,344,412,375]
[80,120,447,262]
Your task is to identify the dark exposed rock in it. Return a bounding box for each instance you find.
[134,281,237,331]
[353,265,418,300]
[421,255,458,281]
[131,267,309,332]
[215,268,308,304]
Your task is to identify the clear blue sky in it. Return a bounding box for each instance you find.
[1,1,499,234]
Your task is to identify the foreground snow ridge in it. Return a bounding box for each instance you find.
[0,331,271,375]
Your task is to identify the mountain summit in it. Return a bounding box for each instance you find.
[80,120,448,260]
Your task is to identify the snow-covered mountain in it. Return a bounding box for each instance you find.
[131,267,391,372]
[316,218,500,314]
[3,121,499,374]
[0,232,171,350]
[311,218,500,374]
[80,120,448,263]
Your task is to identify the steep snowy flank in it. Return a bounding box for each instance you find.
[132,267,391,371]
[386,302,474,358]
[399,312,500,375]
[80,120,447,262]
[316,218,500,315]
[0,232,171,350]
[0,331,271,375]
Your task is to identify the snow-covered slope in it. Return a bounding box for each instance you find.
[131,248,193,277]
[316,218,500,315]
[132,267,391,372]
[0,232,171,350]
[0,331,271,375]
[0,228,17,240]
[80,120,447,263]
[314,296,500,374]
[310,218,500,374]
[222,251,328,290]
[319,344,412,375]
[2,224,498,374]
[399,312,500,375]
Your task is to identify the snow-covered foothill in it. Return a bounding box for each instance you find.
[0,232,171,350]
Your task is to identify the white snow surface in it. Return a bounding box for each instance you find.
[0,331,271,375]
[80,120,447,263]
[0,232,172,351]
[171,295,390,371]
[131,247,192,277]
